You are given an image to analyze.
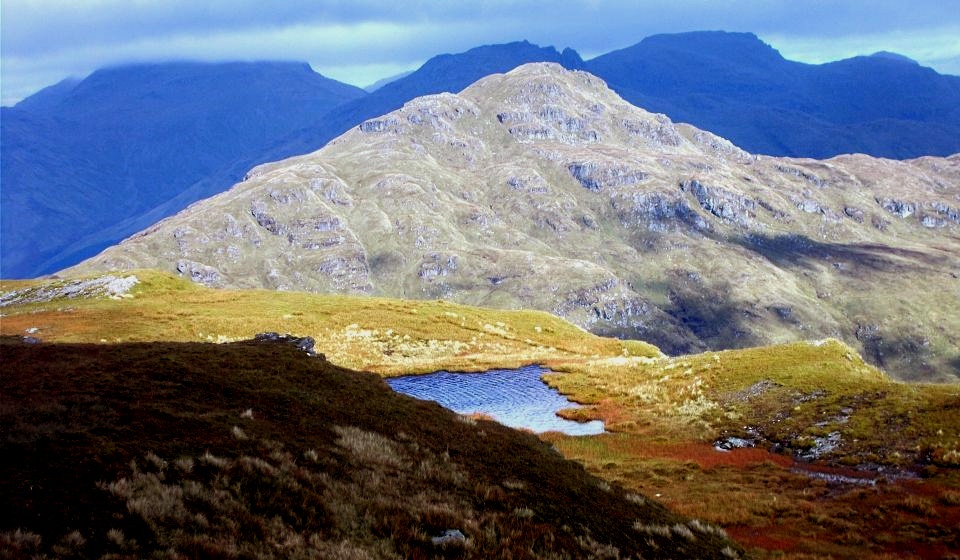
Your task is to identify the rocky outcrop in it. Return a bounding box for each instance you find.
[610,190,706,231]
[253,332,325,359]
[176,260,222,287]
[567,162,648,192]
[620,115,683,146]
[776,165,828,188]
[931,202,960,224]
[0,274,139,307]
[418,253,459,280]
[431,529,467,549]
[877,198,917,218]
[682,179,757,226]
[359,117,399,134]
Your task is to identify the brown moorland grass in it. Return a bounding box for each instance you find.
[545,341,960,468]
[3,270,960,558]
[545,432,960,559]
[0,336,739,559]
[542,345,960,559]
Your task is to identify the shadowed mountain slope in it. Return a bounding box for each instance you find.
[586,31,960,159]
[1,61,366,279]
[68,63,960,382]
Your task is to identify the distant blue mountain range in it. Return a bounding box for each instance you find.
[3,33,959,278]
[2,61,366,278]
[586,31,960,158]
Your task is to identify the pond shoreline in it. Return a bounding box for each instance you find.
[387,364,605,436]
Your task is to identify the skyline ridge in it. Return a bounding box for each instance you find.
[5,29,958,107]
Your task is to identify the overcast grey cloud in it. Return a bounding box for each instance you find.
[2,0,959,105]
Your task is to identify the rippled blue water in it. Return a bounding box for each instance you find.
[386,364,604,436]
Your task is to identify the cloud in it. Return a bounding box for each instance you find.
[765,25,960,70]
[2,0,959,104]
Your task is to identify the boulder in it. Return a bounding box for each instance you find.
[253,332,325,360]
[431,529,466,548]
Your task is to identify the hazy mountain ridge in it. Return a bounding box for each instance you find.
[586,31,960,158]
[69,63,960,382]
[1,61,367,278]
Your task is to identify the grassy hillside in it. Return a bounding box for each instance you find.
[0,270,658,375]
[2,270,959,558]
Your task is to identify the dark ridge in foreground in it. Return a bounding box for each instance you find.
[0,336,739,559]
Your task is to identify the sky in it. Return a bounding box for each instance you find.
[2,0,959,106]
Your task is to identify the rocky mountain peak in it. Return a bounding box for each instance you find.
[634,30,786,64]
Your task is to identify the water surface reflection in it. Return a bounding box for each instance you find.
[387,364,604,436]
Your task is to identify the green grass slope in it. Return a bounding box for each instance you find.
[0,270,659,375]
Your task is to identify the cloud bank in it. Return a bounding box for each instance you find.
[2,0,958,105]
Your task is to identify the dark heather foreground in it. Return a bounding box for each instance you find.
[0,336,739,559]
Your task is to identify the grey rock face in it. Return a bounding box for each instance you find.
[359,117,400,133]
[843,207,865,223]
[610,190,706,231]
[176,260,222,287]
[0,274,139,307]
[567,162,648,192]
[877,198,916,218]
[932,202,960,224]
[683,179,756,226]
[776,165,827,188]
[620,115,683,146]
[418,253,459,280]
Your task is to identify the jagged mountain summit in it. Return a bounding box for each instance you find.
[1,61,366,279]
[69,63,960,382]
[263,40,583,163]
[586,31,960,159]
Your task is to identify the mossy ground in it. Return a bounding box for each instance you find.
[544,343,960,558]
[2,270,958,558]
